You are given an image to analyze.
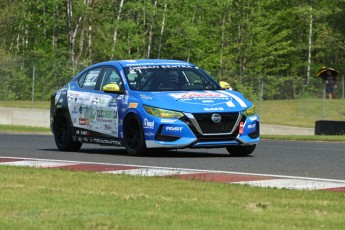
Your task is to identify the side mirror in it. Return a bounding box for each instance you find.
[103,83,122,93]
[219,81,232,90]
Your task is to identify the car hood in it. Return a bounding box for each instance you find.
[133,90,252,113]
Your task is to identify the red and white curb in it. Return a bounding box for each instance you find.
[1,157,345,192]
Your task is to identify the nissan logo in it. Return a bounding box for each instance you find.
[211,113,222,123]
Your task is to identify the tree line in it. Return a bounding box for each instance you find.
[0,0,344,100]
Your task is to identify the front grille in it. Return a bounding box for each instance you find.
[192,113,240,134]
[154,134,181,142]
[195,134,238,142]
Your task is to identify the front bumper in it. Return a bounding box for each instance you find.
[143,113,260,149]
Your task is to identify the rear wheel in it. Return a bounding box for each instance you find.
[53,111,82,151]
[226,145,256,157]
[123,114,147,156]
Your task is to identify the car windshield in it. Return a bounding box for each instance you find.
[123,66,221,91]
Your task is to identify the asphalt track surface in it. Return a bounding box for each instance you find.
[1,133,344,181]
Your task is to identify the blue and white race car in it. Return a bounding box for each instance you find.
[50,59,260,156]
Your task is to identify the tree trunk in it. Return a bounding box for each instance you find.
[147,0,157,58]
[111,0,125,60]
[66,0,75,68]
[157,1,167,59]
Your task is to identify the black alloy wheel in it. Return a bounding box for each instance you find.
[53,112,82,151]
[123,114,147,156]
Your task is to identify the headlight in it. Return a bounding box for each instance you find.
[143,105,184,118]
[242,105,256,117]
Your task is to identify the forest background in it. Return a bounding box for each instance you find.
[0,0,345,101]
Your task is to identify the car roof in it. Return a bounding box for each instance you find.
[94,59,195,68]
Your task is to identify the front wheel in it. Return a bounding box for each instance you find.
[123,114,147,156]
[226,145,256,157]
[53,112,82,151]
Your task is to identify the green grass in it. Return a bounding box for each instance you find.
[0,100,50,109]
[261,135,345,142]
[0,125,50,133]
[1,166,344,230]
[2,99,345,128]
[256,99,345,128]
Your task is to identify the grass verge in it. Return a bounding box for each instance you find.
[261,135,345,142]
[1,166,344,230]
[0,125,50,134]
[1,99,345,128]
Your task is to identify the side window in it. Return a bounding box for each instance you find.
[100,68,123,90]
[79,68,103,90]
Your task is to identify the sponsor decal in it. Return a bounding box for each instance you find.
[202,100,214,103]
[108,98,117,107]
[79,118,89,125]
[249,116,258,121]
[128,65,160,70]
[204,107,224,111]
[143,118,155,129]
[140,94,153,100]
[93,138,121,146]
[122,94,129,104]
[165,127,183,132]
[77,96,91,103]
[145,132,155,137]
[72,106,78,114]
[170,92,227,99]
[97,109,115,119]
[128,102,138,108]
[248,124,256,129]
[126,63,191,68]
[161,119,177,123]
[76,130,90,136]
[103,124,112,130]
[98,98,107,105]
[168,91,232,107]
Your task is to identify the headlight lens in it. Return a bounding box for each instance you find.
[242,105,256,117]
[143,105,184,118]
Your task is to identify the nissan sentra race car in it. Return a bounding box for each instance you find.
[50,59,260,156]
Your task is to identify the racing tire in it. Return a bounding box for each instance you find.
[226,144,256,157]
[53,111,82,152]
[123,114,147,156]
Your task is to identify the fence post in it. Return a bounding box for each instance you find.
[323,83,326,118]
[31,63,35,109]
[341,75,345,99]
[259,80,264,116]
